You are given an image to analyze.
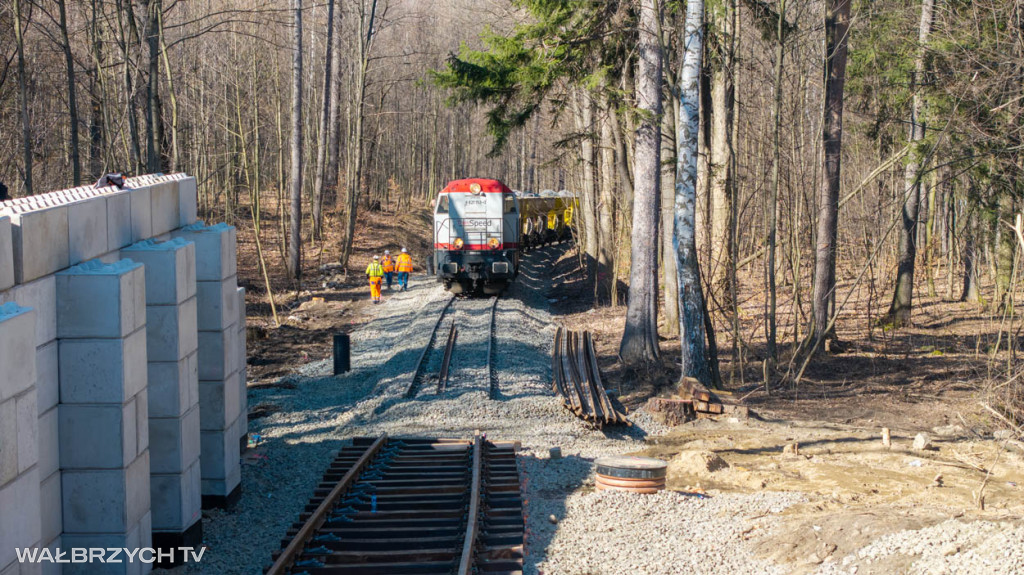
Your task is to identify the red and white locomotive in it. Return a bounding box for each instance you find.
[431,178,575,294]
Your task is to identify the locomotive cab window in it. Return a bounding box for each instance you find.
[436,195,449,213]
[504,196,517,213]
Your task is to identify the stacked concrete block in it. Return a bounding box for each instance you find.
[177,177,198,228]
[121,238,202,553]
[234,287,248,453]
[0,216,13,291]
[67,197,109,265]
[0,303,42,575]
[172,222,241,507]
[56,260,152,575]
[6,205,70,284]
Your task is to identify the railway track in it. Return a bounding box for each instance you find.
[406,295,501,399]
[265,434,524,575]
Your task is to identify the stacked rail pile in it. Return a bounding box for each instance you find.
[552,327,629,427]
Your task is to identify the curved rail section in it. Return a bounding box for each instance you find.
[266,435,524,575]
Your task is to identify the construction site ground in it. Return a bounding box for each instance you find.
[229,206,1024,573]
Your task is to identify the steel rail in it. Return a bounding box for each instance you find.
[486,296,499,399]
[456,435,483,575]
[265,434,387,575]
[438,322,457,392]
[406,293,456,397]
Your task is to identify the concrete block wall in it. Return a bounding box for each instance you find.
[0,303,42,575]
[171,223,242,506]
[120,239,201,543]
[56,261,152,575]
[0,173,244,572]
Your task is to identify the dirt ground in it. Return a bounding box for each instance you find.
[234,201,434,385]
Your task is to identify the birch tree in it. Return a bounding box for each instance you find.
[675,0,713,384]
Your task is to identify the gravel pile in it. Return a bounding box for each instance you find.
[191,247,802,574]
[815,519,1024,574]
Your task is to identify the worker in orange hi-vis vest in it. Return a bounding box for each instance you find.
[395,248,413,291]
[366,256,385,304]
[381,250,395,290]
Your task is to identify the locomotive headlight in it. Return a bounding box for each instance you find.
[488,238,500,250]
[453,237,464,249]
[469,183,482,195]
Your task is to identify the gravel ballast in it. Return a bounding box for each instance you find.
[189,248,821,574]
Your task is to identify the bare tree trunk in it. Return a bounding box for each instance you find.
[598,102,617,301]
[620,0,663,366]
[574,90,599,262]
[676,0,713,384]
[312,0,337,239]
[325,2,344,207]
[661,97,680,337]
[144,0,165,173]
[810,0,852,350]
[13,0,32,194]
[962,211,979,303]
[709,1,735,303]
[766,0,786,360]
[88,0,107,177]
[56,0,81,185]
[287,0,304,281]
[885,0,935,326]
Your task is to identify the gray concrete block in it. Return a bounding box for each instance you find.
[39,471,61,543]
[61,450,149,534]
[200,427,240,484]
[0,468,41,570]
[59,328,148,404]
[135,389,148,456]
[8,206,69,284]
[0,303,36,402]
[106,190,133,252]
[0,275,55,347]
[198,372,240,431]
[149,406,200,475]
[151,460,200,532]
[67,198,109,265]
[0,216,13,291]
[196,328,234,381]
[37,407,58,479]
[150,181,180,236]
[0,399,16,486]
[16,390,37,474]
[121,239,196,305]
[59,529,148,575]
[178,177,198,227]
[59,402,137,469]
[146,298,198,363]
[230,411,248,452]
[196,277,238,332]
[130,186,152,242]
[147,352,197,419]
[56,260,145,339]
[171,223,236,281]
[35,341,58,413]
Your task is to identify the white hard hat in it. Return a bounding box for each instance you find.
[373,255,379,260]
[401,247,407,253]
[384,250,390,254]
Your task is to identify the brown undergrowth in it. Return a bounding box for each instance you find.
[547,244,1023,435]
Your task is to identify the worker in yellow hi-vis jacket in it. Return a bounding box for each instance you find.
[366,256,384,304]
